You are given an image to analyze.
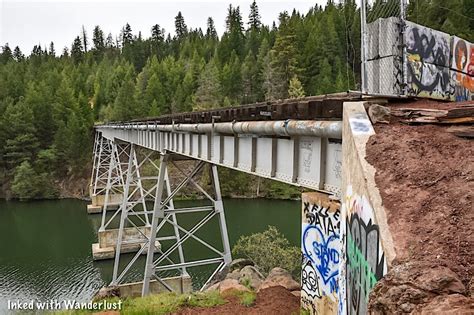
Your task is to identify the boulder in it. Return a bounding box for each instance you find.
[258,267,300,292]
[229,258,254,271]
[369,262,467,314]
[219,279,251,293]
[204,282,220,292]
[368,104,391,124]
[225,269,241,280]
[418,294,474,314]
[239,265,265,290]
[95,286,120,299]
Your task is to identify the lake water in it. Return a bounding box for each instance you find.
[0,198,300,313]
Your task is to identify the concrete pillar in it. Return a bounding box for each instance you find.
[301,191,341,315]
[92,227,160,261]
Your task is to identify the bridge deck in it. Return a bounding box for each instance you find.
[100,92,402,126]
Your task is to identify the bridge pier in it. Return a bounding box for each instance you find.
[90,139,161,260]
[90,138,232,296]
[88,134,126,214]
[92,227,161,260]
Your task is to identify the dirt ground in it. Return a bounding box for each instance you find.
[173,286,300,315]
[365,100,474,312]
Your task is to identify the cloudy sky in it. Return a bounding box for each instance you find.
[0,0,327,55]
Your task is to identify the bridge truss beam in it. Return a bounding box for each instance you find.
[103,141,231,296]
[97,119,342,198]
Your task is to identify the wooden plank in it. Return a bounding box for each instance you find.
[391,108,448,117]
[447,126,474,138]
[445,107,474,118]
[321,100,343,118]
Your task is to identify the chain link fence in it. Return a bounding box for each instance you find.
[360,0,407,96]
[361,0,473,101]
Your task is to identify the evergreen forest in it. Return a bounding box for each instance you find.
[0,0,471,199]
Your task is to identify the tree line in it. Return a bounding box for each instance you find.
[0,0,470,199]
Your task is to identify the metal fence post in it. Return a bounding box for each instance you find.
[360,0,368,94]
[400,0,408,96]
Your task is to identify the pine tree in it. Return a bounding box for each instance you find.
[206,17,218,39]
[13,46,24,62]
[175,12,188,39]
[221,52,242,103]
[242,52,262,103]
[105,33,114,48]
[71,36,84,63]
[48,42,56,56]
[0,44,13,63]
[11,161,39,200]
[145,73,166,115]
[113,77,137,120]
[3,99,38,169]
[316,58,334,94]
[31,44,43,57]
[151,24,165,42]
[148,99,160,117]
[288,75,305,98]
[193,60,222,110]
[92,26,105,51]
[61,47,69,58]
[248,0,261,30]
[122,23,133,46]
[262,51,285,100]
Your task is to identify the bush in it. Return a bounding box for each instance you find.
[11,161,39,200]
[232,226,300,279]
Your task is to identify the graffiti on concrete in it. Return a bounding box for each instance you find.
[302,260,321,299]
[333,147,342,180]
[406,60,454,100]
[344,187,386,315]
[349,116,374,135]
[301,193,340,315]
[452,36,473,74]
[301,140,313,174]
[347,213,385,315]
[303,225,340,292]
[451,36,474,101]
[366,18,474,101]
[406,22,450,67]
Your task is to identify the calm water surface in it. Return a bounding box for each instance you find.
[0,198,300,313]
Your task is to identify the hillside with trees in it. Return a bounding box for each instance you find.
[0,0,470,199]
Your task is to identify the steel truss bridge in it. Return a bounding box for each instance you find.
[89,93,360,297]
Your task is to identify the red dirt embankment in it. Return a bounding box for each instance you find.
[365,101,474,313]
[174,286,300,315]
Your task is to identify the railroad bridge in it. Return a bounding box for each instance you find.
[86,13,474,314]
[88,92,397,313]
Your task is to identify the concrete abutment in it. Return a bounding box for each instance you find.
[301,101,396,314]
[92,227,160,261]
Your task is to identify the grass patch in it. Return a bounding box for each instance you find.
[220,289,256,307]
[239,277,253,290]
[55,291,226,315]
[235,291,257,307]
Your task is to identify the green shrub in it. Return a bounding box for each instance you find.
[232,226,300,279]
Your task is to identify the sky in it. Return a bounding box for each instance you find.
[0,0,328,55]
